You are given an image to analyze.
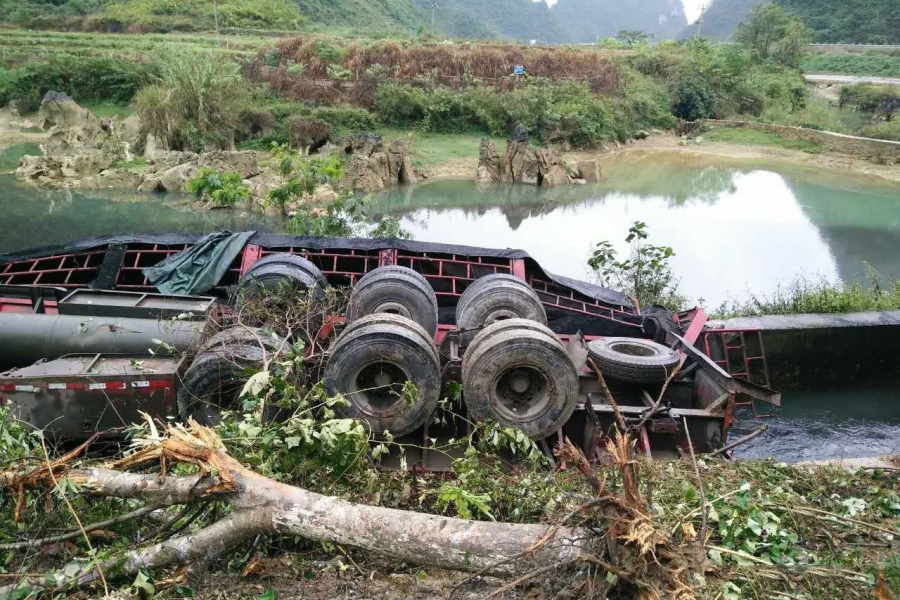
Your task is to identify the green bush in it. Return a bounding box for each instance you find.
[672,75,714,121]
[859,120,900,142]
[187,168,250,207]
[374,82,428,125]
[0,56,159,114]
[135,52,251,152]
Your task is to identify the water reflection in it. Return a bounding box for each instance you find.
[372,163,900,307]
[0,175,284,254]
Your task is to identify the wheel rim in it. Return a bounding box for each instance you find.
[483,307,519,327]
[349,360,411,416]
[492,366,551,422]
[372,300,413,320]
[609,341,658,357]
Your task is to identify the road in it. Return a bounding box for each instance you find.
[805,74,900,86]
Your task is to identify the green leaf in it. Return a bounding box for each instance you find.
[133,569,155,597]
[259,591,277,600]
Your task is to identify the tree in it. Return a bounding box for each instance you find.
[616,29,653,48]
[734,4,810,66]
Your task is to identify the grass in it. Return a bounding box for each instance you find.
[111,156,150,173]
[712,270,900,319]
[704,127,824,154]
[803,51,900,78]
[0,28,273,66]
[380,128,506,172]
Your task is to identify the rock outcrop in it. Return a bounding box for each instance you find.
[341,134,418,192]
[475,138,501,183]
[476,125,591,187]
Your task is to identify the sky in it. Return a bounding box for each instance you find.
[540,0,707,23]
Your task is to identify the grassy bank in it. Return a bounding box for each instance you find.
[704,127,824,154]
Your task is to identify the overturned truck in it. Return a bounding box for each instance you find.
[0,234,781,460]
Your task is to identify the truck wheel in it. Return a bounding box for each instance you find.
[455,274,546,345]
[462,319,577,440]
[236,254,328,308]
[337,313,440,367]
[177,346,267,427]
[325,314,440,436]
[198,326,286,357]
[347,266,438,336]
[587,337,680,384]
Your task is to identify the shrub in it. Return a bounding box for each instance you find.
[287,117,332,154]
[136,52,251,152]
[99,0,303,32]
[187,168,250,208]
[0,56,158,114]
[374,83,427,125]
[672,75,714,122]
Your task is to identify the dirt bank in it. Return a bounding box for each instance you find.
[420,133,900,185]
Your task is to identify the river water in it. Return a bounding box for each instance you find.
[1,149,899,462]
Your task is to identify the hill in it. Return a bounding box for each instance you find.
[0,0,686,42]
[681,0,900,44]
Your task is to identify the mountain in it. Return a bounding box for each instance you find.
[302,0,687,43]
[681,0,900,44]
[550,0,687,42]
[680,0,763,39]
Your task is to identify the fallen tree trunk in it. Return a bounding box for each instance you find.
[0,423,588,598]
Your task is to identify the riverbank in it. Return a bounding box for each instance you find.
[408,130,900,186]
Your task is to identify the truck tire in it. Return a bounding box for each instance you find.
[337,313,440,367]
[587,337,680,384]
[177,346,267,426]
[236,254,328,308]
[347,266,439,336]
[462,319,577,440]
[455,274,546,345]
[325,314,440,436]
[198,326,286,357]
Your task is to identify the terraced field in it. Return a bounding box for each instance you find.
[0,28,279,65]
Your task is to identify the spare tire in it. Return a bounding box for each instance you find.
[325,314,440,436]
[347,266,438,336]
[456,274,546,345]
[462,319,577,440]
[177,346,268,426]
[236,254,328,308]
[587,337,680,384]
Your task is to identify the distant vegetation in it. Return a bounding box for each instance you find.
[683,0,899,45]
[802,50,900,78]
[704,128,823,153]
[0,0,303,32]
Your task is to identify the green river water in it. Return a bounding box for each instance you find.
[1,148,898,461]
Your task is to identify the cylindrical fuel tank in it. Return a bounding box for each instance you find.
[0,313,202,371]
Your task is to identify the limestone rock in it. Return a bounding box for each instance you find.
[576,160,601,183]
[475,138,501,183]
[501,137,540,185]
[16,155,61,181]
[157,163,197,193]
[38,91,98,131]
[535,148,572,187]
[634,130,650,140]
[138,176,164,193]
[310,183,339,205]
[144,134,167,159]
[245,171,284,201]
[341,134,418,192]
[198,151,259,179]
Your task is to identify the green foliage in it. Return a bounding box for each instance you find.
[859,119,900,142]
[735,4,811,67]
[374,80,625,147]
[186,168,250,207]
[0,55,158,114]
[267,144,345,211]
[616,29,653,48]
[839,84,900,122]
[135,52,251,152]
[589,221,686,309]
[101,0,303,32]
[436,484,495,521]
[712,265,900,318]
[0,405,39,462]
[802,51,900,78]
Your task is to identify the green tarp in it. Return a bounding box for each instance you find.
[143,231,255,296]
